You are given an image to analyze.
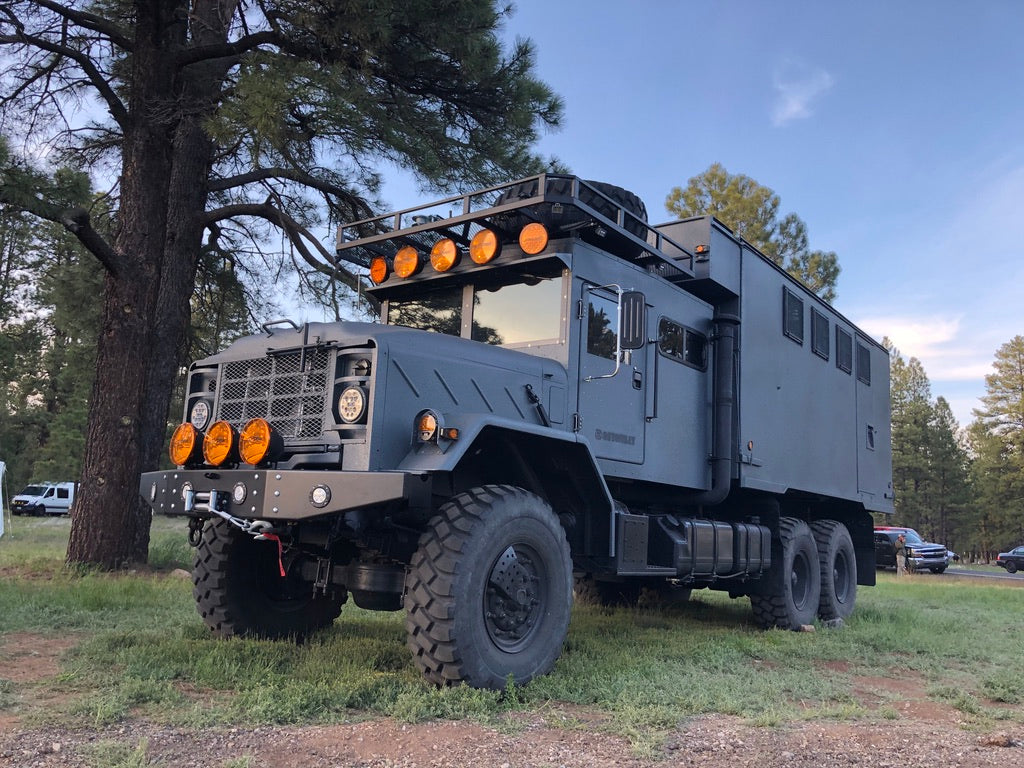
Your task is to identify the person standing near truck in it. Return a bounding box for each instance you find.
[895,533,908,577]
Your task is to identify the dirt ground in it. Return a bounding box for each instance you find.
[1,632,1022,768]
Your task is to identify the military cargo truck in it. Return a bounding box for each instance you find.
[140,175,893,689]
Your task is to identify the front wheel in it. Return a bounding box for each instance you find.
[930,566,947,574]
[404,485,573,689]
[192,518,344,639]
[750,518,821,630]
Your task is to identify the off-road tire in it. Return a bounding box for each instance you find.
[404,485,573,689]
[192,518,344,639]
[750,518,821,630]
[811,520,857,622]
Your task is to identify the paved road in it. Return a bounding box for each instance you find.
[943,567,1024,582]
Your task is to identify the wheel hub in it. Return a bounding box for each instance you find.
[485,545,544,650]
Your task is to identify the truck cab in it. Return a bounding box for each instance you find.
[140,175,892,689]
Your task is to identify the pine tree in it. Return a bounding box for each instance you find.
[665,163,840,301]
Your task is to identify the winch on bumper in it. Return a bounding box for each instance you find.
[140,468,431,521]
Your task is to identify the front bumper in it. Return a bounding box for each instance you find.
[140,468,430,521]
[907,554,947,570]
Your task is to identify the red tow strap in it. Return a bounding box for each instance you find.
[262,533,287,577]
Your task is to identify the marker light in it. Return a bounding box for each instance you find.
[169,423,202,466]
[519,223,549,255]
[203,420,238,467]
[469,229,500,264]
[430,238,459,272]
[239,418,278,465]
[416,411,439,442]
[394,246,422,278]
[369,256,389,284]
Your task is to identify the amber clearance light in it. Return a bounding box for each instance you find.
[203,420,238,466]
[519,222,549,255]
[469,229,500,264]
[430,238,459,272]
[169,423,202,466]
[240,418,280,465]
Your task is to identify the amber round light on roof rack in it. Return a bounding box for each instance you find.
[430,238,459,272]
[469,229,500,264]
[393,246,422,278]
[519,222,549,255]
[368,256,389,285]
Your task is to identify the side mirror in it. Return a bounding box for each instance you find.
[620,291,646,350]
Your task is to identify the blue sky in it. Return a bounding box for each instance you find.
[366,1,1024,427]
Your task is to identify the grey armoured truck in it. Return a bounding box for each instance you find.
[140,175,893,689]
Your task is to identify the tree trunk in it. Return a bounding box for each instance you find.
[66,0,234,568]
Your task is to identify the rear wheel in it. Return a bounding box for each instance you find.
[1006,561,1018,574]
[750,518,821,630]
[811,520,857,622]
[404,485,572,689]
[192,518,344,639]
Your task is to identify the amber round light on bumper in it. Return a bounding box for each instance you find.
[519,222,549,255]
[169,423,202,466]
[239,418,277,465]
[203,420,238,466]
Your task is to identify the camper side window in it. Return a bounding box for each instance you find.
[658,318,708,371]
[57,488,69,499]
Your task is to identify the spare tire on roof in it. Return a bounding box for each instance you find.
[493,178,648,240]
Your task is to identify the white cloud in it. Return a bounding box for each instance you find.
[771,61,834,126]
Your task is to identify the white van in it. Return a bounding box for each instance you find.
[11,482,77,516]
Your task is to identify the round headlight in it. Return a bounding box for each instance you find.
[338,386,367,423]
[189,400,211,430]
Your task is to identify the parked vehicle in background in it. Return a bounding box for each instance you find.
[874,526,949,573]
[995,546,1024,574]
[10,482,77,516]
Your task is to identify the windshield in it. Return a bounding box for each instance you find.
[20,485,46,496]
[903,530,924,545]
[386,268,565,348]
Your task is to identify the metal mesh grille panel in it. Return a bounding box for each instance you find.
[218,349,330,440]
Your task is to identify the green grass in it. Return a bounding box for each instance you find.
[3,516,1024,750]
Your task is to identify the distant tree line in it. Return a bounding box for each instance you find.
[885,337,1024,560]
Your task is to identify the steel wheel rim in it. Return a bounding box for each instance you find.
[484,543,546,652]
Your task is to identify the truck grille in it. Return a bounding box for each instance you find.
[218,349,331,440]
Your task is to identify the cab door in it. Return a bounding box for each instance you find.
[576,285,646,464]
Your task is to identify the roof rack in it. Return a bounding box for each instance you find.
[335,174,697,284]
